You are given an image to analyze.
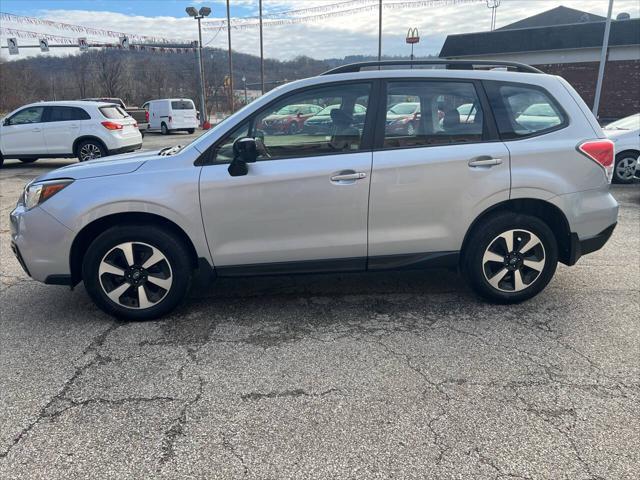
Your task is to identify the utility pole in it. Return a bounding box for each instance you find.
[259,0,265,95]
[378,0,382,62]
[226,0,234,112]
[486,0,501,31]
[186,6,211,128]
[593,0,614,117]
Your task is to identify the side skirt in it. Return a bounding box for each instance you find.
[215,252,460,278]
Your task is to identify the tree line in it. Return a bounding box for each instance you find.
[0,49,434,114]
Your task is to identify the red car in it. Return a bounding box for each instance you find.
[259,104,323,135]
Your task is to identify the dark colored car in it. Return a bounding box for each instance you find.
[82,97,149,134]
[385,102,421,135]
[259,104,322,135]
[303,104,367,134]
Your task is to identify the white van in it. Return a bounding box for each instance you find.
[142,99,198,135]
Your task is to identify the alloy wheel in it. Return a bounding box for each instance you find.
[615,156,638,181]
[98,241,173,309]
[79,143,102,161]
[482,229,546,292]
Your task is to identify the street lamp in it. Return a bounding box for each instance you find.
[242,75,248,104]
[186,5,211,128]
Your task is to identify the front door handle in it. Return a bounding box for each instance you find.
[32,128,42,133]
[331,171,367,183]
[468,156,503,167]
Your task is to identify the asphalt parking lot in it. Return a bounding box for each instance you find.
[1,133,638,479]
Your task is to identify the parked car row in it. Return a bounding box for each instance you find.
[0,97,199,167]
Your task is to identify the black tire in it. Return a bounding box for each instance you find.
[0,152,4,168]
[187,128,195,134]
[161,123,169,135]
[463,212,558,304]
[612,152,639,184]
[76,139,107,162]
[19,158,38,163]
[82,225,193,320]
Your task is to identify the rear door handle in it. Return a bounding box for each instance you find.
[331,171,367,182]
[32,128,42,133]
[468,156,503,167]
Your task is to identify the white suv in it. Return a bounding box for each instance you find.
[0,101,142,167]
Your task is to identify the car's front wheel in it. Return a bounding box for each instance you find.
[187,128,195,134]
[613,152,639,184]
[77,139,107,162]
[463,213,558,303]
[82,225,192,320]
[161,123,169,135]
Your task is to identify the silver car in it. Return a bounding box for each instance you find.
[10,61,619,320]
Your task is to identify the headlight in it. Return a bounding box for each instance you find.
[24,179,73,210]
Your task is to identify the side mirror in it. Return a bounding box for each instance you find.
[228,137,258,177]
[3,118,10,126]
[297,112,302,118]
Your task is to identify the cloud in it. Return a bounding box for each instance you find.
[2,0,639,61]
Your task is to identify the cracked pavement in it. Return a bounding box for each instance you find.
[1,145,639,479]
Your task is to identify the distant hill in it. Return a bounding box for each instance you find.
[0,48,436,113]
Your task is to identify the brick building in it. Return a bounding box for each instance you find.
[439,6,640,120]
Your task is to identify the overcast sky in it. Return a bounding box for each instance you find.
[2,0,639,61]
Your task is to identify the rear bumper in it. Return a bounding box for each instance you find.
[567,223,616,266]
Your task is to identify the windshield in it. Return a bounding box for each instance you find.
[99,106,128,119]
[275,105,302,115]
[317,104,341,116]
[605,114,640,130]
[388,103,418,115]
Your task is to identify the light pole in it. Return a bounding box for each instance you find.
[242,76,248,104]
[593,0,614,117]
[259,0,265,95]
[186,6,211,128]
[226,0,234,113]
[486,0,501,31]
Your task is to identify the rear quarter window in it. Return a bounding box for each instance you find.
[484,81,567,139]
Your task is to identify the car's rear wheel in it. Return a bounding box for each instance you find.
[463,213,558,303]
[19,158,38,163]
[0,152,4,168]
[82,225,192,320]
[187,128,195,134]
[161,123,169,135]
[613,152,638,184]
[77,139,107,162]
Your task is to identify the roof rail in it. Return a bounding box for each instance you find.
[321,60,544,75]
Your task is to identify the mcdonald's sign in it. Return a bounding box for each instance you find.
[406,28,420,45]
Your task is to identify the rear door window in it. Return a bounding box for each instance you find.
[382,80,485,149]
[47,106,90,122]
[484,82,567,139]
[171,100,195,110]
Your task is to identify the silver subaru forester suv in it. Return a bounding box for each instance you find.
[10,61,618,320]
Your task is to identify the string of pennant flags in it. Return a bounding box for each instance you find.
[1,0,482,54]
[203,0,481,30]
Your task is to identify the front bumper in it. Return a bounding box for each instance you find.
[10,204,74,283]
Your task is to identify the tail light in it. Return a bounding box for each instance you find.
[133,122,138,129]
[101,121,123,131]
[145,111,149,122]
[578,139,615,182]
